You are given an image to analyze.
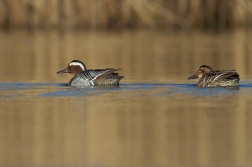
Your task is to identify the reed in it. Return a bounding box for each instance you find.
[0,0,251,30]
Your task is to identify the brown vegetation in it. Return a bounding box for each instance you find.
[0,0,251,30]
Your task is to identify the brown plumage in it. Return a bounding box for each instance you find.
[188,65,240,87]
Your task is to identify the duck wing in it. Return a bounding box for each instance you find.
[199,70,239,87]
[210,70,238,81]
[77,68,121,80]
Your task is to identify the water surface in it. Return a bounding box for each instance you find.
[0,30,252,167]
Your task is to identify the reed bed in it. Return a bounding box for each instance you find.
[0,0,251,30]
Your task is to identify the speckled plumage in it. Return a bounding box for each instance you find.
[188,65,240,88]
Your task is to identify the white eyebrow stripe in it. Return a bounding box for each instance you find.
[69,62,85,71]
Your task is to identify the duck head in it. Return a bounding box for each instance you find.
[57,60,86,75]
[188,65,213,79]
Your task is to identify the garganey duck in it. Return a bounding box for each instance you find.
[57,60,123,86]
[188,65,240,87]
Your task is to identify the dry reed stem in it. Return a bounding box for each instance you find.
[0,0,251,29]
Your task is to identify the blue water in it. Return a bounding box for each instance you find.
[1,82,252,98]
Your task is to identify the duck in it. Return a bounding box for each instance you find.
[188,65,240,87]
[57,60,123,86]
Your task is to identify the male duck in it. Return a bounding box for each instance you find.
[188,65,240,87]
[57,60,123,86]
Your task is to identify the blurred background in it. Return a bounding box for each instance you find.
[0,0,252,167]
[0,0,252,30]
[0,0,252,82]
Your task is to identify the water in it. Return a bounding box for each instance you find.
[0,29,252,167]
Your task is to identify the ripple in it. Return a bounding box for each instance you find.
[1,82,252,98]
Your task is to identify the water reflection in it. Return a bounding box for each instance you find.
[1,82,252,167]
[0,30,252,167]
[0,30,252,83]
[1,82,249,98]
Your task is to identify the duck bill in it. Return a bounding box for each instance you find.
[188,73,198,80]
[57,68,69,74]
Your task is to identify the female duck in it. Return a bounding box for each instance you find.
[57,60,123,86]
[188,65,240,87]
